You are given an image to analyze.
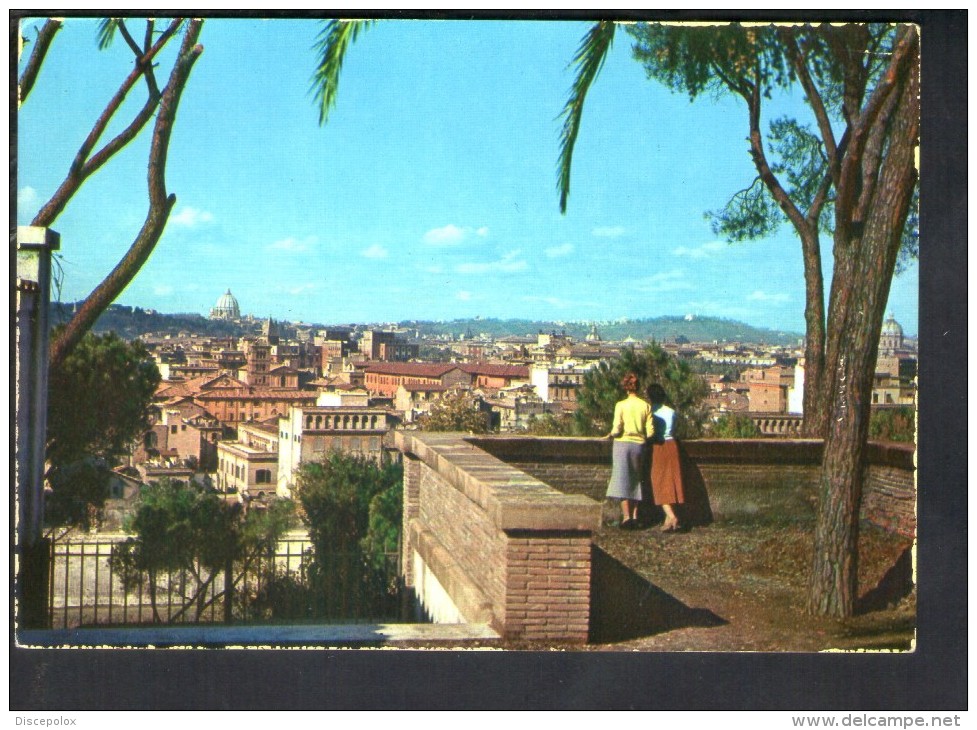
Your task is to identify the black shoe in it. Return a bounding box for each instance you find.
[619,518,634,530]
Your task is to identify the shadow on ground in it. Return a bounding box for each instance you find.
[589,546,726,644]
[856,544,915,615]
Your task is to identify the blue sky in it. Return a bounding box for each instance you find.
[17,17,918,335]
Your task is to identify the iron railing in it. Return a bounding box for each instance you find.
[46,535,401,629]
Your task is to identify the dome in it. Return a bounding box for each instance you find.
[210,289,241,320]
[881,313,903,337]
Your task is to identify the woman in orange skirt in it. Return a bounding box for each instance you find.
[647,383,685,531]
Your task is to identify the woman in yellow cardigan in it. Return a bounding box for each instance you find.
[605,372,653,529]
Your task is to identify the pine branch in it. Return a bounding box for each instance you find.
[834,25,918,244]
[32,17,185,228]
[779,27,839,182]
[18,19,62,104]
[49,20,204,373]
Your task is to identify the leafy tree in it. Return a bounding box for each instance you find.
[709,412,763,439]
[44,331,160,531]
[44,459,115,532]
[554,21,918,618]
[293,453,403,617]
[869,407,916,444]
[46,331,160,469]
[18,17,204,374]
[417,390,493,434]
[360,479,403,571]
[574,344,710,439]
[111,479,293,623]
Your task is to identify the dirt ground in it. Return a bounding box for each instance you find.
[576,508,917,652]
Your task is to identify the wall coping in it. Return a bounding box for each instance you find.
[465,435,916,472]
[394,431,601,532]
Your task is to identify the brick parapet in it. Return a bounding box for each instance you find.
[396,433,916,642]
[468,436,916,538]
[396,432,600,642]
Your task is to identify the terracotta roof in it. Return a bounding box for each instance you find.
[459,363,530,378]
[156,373,247,398]
[195,389,317,400]
[364,362,463,377]
[396,383,450,393]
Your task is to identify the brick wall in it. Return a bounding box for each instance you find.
[397,434,915,644]
[472,437,916,538]
[396,432,599,643]
[503,533,591,641]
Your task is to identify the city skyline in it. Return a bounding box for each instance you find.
[17,17,919,336]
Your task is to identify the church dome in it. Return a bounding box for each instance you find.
[881,313,903,337]
[210,289,240,320]
[879,313,904,352]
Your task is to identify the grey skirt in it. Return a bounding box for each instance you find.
[606,440,646,501]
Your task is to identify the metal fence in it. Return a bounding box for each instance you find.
[47,535,402,629]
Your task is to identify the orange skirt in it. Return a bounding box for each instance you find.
[650,439,685,505]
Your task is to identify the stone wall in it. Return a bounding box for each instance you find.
[395,432,600,643]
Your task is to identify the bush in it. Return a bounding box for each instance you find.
[869,407,916,443]
[708,412,762,438]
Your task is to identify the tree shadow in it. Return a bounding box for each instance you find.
[855,544,915,615]
[677,440,713,527]
[589,547,726,644]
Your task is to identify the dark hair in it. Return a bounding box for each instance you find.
[647,383,667,405]
[620,372,639,394]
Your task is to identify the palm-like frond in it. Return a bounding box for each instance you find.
[557,21,615,213]
[97,18,120,50]
[310,19,374,125]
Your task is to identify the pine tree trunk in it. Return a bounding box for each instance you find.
[808,36,918,617]
[800,228,827,436]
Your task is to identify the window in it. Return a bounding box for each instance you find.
[256,469,271,484]
[170,425,178,434]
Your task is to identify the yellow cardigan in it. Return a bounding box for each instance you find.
[610,394,653,444]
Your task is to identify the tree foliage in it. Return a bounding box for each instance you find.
[708,412,762,439]
[574,344,710,439]
[295,453,402,560]
[869,407,916,444]
[293,452,404,617]
[110,479,293,622]
[417,389,492,434]
[44,460,115,532]
[523,412,579,436]
[44,331,160,531]
[46,330,161,469]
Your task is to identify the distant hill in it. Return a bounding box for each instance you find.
[54,303,802,347]
[51,303,253,339]
[400,316,803,346]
